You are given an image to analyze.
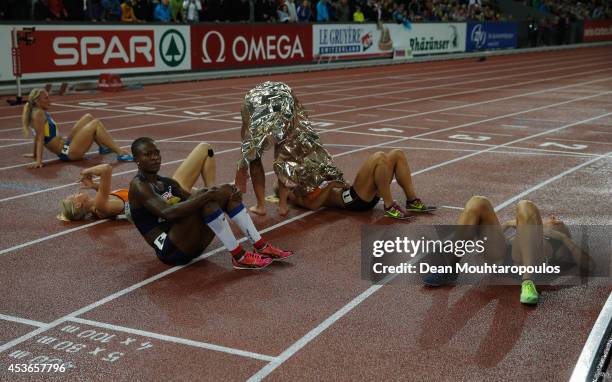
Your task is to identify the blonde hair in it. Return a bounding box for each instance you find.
[58,198,89,221]
[22,88,45,138]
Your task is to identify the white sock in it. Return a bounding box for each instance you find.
[228,204,262,244]
[204,209,239,252]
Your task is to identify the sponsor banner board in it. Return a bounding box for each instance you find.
[0,25,190,81]
[466,22,517,51]
[389,23,466,59]
[191,24,312,69]
[583,19,612,42]
[312,23,393,59]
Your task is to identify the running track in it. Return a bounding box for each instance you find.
[0,46,611,381]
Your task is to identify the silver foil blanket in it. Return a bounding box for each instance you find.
[238,81,344,196]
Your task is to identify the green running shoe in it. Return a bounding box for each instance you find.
[406,198,437,213]
[520,280,539,305]
[384,202,413,220]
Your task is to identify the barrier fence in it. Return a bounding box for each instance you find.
[0,20,610,83]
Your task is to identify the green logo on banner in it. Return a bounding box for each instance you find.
[160,29,186,67]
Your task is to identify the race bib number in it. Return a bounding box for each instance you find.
[341,189,353,204]
[153,232,167,251]
[61,144,70,156]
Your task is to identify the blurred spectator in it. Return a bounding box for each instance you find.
[183,0,202,22]
[133,0,152,21]
[335,0,350,22]
[278,3,290,22]
[234,0,251,21]
[154,0,172,21]
[63,0,84,20]
[316,0,329,21]
[255,0,277,22]
[353,3,364,21]
[170,0,184,22]
[528,16,539,47]
[101,0,121,20]
[87,0,104,20]
[286,0,298,22]
[297,0,312,21]
[48,0,69,19]
[34,0,51,20]
[121,0,142,21]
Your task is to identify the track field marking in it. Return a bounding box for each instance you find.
[0,314,46,328]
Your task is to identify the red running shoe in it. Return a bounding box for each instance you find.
[256,243,294,261]
[232,251,273,270]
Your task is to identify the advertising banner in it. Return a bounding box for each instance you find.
[388,23,466,59]
[583,19,612,42]
[466,22,517,51]
[191,24,312,69]
[0,25,191,81]
[312,23,393,59]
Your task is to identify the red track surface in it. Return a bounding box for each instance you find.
[0,47,611,381]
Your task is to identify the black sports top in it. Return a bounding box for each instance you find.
[129,175,182,236]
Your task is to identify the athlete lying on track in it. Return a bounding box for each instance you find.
[58,142,216,221]
[128,137,293,269]
[22,88,133,169]
[422,196,593,305]
[285,149,435,219]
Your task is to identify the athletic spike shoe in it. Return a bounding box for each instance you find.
[256,243,294,261]
[520,280,539,305]
[232,251,273,270]
[422,271,458,287]
[117,154,134,162]
[406,198,437,213]
[384,202,413,220]
[98,146,113,154]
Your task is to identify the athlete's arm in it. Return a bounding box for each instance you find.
[81,164,114,216]
[131,179,222,221]
[28,110,45,168]
[545,229,595,271]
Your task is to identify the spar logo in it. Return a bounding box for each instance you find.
[200,30,304,64]
[52,31,154,68]
[159,29,186,67]
[471,24,487,49]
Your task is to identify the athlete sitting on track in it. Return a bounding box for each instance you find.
[285,149,436,219]
[422,196,593,305]
[22,88,133,169]
[58,142,216,221]
[128,137,293,269]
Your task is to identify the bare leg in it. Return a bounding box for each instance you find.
[67,114,94,140]
[386,149,417,201]
[456,196,507,263]
[512,200,544,281]
[172,143,216,190]
[352,152,394,208]
[249,157,267,216]
[68,119,126,159]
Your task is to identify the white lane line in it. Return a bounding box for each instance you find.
[246,146,612,382]
[380,124,430,130]
[440,205,465,211]
[441,112,488,118]
[501,124,528,128]
[0,314,47,328]
[544,137,612,146]
[68,317,277,362]
[570,292,612,382]
[377,108,420,113]
[357,114,380,118]
[456,130,514,137]
[424,118,448,123]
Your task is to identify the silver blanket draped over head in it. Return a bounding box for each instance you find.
[238,81,344,196]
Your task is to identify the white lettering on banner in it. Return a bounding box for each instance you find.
[202,31,303,64]
[540,142,588,150]
[471,24,487,49]
[449,134,491,141]
[53,36,152,67]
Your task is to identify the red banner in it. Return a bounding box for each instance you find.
[19,30,156,73]
[191,25,312,69]
[583,19,612,42]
